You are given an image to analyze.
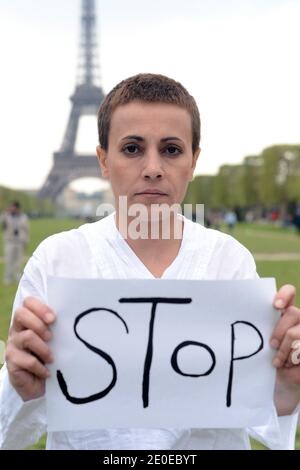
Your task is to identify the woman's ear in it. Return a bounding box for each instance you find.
[189,147,201,181]
[96,145,110,179]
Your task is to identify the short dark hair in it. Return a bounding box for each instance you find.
[97,73,201,153]
[11,201,20,209]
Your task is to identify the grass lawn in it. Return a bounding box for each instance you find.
[0,218,299,450]
[223,223,300,254]
[256,261,300,305]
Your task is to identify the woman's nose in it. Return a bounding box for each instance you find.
[141,151,164,180]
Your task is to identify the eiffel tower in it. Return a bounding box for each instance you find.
[39,0,105,199]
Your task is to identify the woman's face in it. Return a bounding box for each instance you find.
[96,101,200,216]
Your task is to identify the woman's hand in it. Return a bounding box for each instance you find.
[5,297,56,402]
[271,285,300,415]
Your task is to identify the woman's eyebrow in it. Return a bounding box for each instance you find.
[120,135,183,142]
[160,137,183,142]
[121,135,144,141]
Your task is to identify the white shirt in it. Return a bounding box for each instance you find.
[0,214,298,450]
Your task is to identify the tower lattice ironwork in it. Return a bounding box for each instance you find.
[39,0,105,199]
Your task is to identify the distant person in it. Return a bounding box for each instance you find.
[271,209,279,222]
[0,201,29,285]
[293,205,300,234]
[245,210,254,223]
[224,210,237,232]
[208,210,221,230]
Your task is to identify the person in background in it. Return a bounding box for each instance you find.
[224,210,237,232]
[0,201,29,285]
[293,205,300,234]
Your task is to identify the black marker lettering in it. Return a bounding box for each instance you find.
[171,340,216,377]
[57,308,129,404]
[226,321,264,407]
[119,297,191,408]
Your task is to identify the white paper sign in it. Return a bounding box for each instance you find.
[46,278,278,432]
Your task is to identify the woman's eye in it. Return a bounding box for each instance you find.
[123,144,140,154]
[165,146,182,156]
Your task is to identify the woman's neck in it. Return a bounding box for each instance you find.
[115,211,184,274]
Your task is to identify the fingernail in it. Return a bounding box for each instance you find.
[272,357,281,368]
[45,313,55,323]
[46,370,51,378]
[270,339,279,349]
[275,299,284,309]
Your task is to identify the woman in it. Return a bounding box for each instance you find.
[1,73,299,449]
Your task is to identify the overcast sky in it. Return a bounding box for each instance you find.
[0,0,300,192]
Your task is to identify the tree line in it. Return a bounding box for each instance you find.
[184,144,300,215]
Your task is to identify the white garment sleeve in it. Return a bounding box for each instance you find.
[248,407,299,450]
[231,244,299,450]
[0,253,48,449]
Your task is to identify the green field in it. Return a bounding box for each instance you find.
[0,219,299,450]
[223,223,300,306]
